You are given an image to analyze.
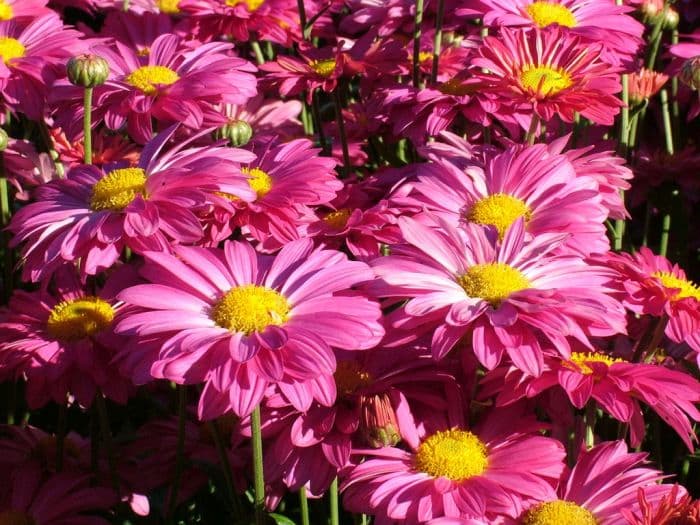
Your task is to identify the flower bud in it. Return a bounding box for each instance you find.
[662,7,679,30]
[360,394,401,448]
[0,128,8,151]
[67,54,110,88]
[215,120,253,147]
[680,56,700,91]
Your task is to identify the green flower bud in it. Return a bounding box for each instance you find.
[0,128,8,152]
[67,54,110,88]
[215,120,254,147]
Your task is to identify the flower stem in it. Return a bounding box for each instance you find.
[167,385,187,521]
[412,0,425,88]
[207,419,244,520]
[584,403,596,449]
[251,41,265,66]
[525,115,539,145]
[430,0,445,84]
[83,87,94,165]
[659,213,671,257]
[251,405,266,525]
[0,157,13,304]
[299,486,310,525]
[311,90,328,154]
[645,5,667,70]
[330,477,340,525]
[613,70,628,251]
[333,89,351,177]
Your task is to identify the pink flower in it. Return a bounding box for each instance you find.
[371,218,626,376]
[0,0,53,23]
[472,27,623,125]
[623,485,700,525]
[115,238,384,418]
[9,126,255,281]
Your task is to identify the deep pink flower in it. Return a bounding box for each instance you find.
[624,485,700,525]
[115,238,384,418]
[371,218,626,376]
[0,0,53,22]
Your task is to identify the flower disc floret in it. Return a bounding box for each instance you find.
[46,297,115,341]
[226,0,264,9]
[459,263,531,305]
[211,285,290,335]
[324,208,352,230]
[652,271,700,302]
[309,59,337,77]
[467,193,531,239]
[242,167,273,197]
[523,500,597,525]
[90,167,148,212]
[126,65,180,95]
[0,1,14,21]
[157,0,180,13]
[566,352,624,375]
[520,65,572,96]
[0,37,25,65]
[415,430,488,480]
[335,360,372,395]
[525,2,577,28]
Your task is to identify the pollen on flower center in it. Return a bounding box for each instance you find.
[418,51,433,63]
[90,167,148,212]
[525,2,577,28]
[652,271,700,302]
[520,65,572,96]
[0,511,36,525]
[467,193,532,239]
[459,263,531,305]
[125,65,180,95]
[566,352,624,375]
[523,500,598,525]
[309,58,337,78]
[226,0,265,10]
[46,296,115,341]
[157,0,180,14]
[0,1,14,21]
[324,208,352,230]
[415,429,488,481]
[0,37,25,65]
[242,167,272,198]
[211,284,290,335]
[439,78,475,96]
[334,360,372,395]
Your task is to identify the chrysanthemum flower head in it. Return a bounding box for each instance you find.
[0,0,53,22]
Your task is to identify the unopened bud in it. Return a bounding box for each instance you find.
[680,56,700,90]
[360,394,401,448]
[662,7,679,30]
[0,128,8,151]
[67,54,110,88]
[215,120,253,147]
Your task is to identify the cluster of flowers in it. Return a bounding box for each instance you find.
[0,0,699,523]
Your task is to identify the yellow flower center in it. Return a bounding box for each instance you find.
[565,352,624,375]
[90,167,148,212]
[415,429,488,481]
[438,78,476,96]
[418,51,433,63]
[467,193,532,239]
[125,65,180,95]
[652,271,700,302]
[46,296,115,341]
[226,0,265,10]
[211,284,290,335]
[0,511,36,525]
[520,65,573,96]
[309,58,337,78]
[242,167,272,198]
[523,500,598,525]
[157,0,180,13]
[459,263,531,306]
[525,2,577,28]
[0,1,14,21]
[0,37,25,65]
[334,360,372,395]
[324,208,352,230]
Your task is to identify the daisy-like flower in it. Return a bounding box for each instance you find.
[623,484,700,525]
[53,33,257,143]
[115,238,384,418]
[628,68,669,105]
[479,0,644,64]
[342,412,566,522]
[605,248,700,363]
[0,0,53,22]
[398,142,610,255]
[0,268,133,408]
[516,441,678,525]
[472,27,623,125]
[0,15,84,120]
[483,349,700,449]
[9,126,255,281]
[371,218,626,376]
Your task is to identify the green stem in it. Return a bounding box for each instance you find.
[671,30,680,145]
[56,401,67,472]
[95,393,120,495]
[329,477,340,525]
[251,405,266,525]
[525,115,539,145]
[300,486,310,525]
[1,171,13,304]
[250,41,265,66]
[659,89,674,155]
[301,98,313,136]
[333,89,351,177]
[618,75,629,157]
[412,0,425,88]
[122,0,130,10]
[659,213,671,257]
[83,87,93,165]
[645,4,667,70]
[430,0,445,84]
[167,386,187,521]
[584,403,596,449]
[311,90,328,154]
[207,419,244,520]
[296,0,308,40]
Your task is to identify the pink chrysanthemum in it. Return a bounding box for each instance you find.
[0,15,83,119]
[371,218,626,376]
[9,127,255,281]
[516,441,678,525]
[0,268,133,408]
[623,484,700,525]
[342,412,566,522]
[472,27,623,125]
[479,0,644,64]
[115,238,384,418]
[53,33,257,143]
[0,0,53,22]
[605,248,700,362]
[397,142,610,255]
